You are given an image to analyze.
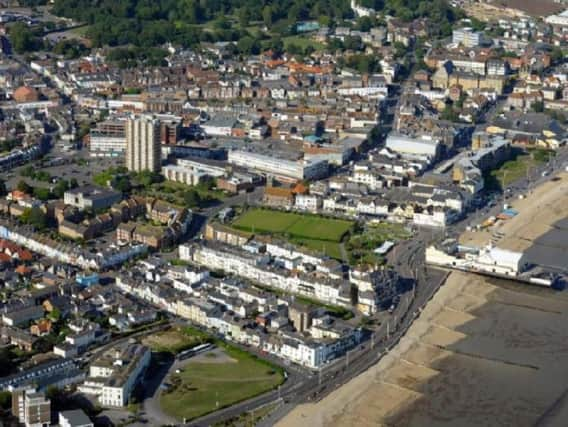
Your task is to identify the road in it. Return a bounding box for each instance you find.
[193,145,568,427]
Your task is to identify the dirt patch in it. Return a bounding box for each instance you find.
[490,0,564,16]
[186,348,237,364]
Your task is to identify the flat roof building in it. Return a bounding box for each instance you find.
[228,150,328,181]
[126,115,161,173]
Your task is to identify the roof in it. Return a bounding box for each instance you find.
[59,409,92,426]
[65,185,121,201]
[265,186,294,198]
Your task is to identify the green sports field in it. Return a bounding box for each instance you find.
[160,345,283,421]
[232,209,354,244]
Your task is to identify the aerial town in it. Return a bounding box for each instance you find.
[0,0,567,426]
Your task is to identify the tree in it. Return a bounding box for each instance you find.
[113,176,132,193]
[550,47,564,65]
[48,308,61,322]
[16,180,32,194]
[237,36,261,55]
[262,6,273,27]
[33,187,51,201]
[52,180,70,199]
[441,105,460,122]
[238,7,251,28]
[21,206,48,230]
[184,190,202,207]
[531,101,544,113]
[0,391,11,410]
[9,22,39,54]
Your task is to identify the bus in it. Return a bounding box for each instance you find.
[177,343,213,360]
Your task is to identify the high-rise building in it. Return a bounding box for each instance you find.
[12,387,51,427]
[125,115,161,172]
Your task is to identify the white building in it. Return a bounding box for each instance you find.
[228,150,328,181]
[126,115,161,173]
[79,344,150,407]
[545,10,568,28]
[295,194,321,212]
[385,134,440,160]
[162,158,226,186]
[89,134,126,158]
[181,243,347,306]
[452,27,482,47]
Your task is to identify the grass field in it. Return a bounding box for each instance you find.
[142,326,210,354]
[160,345,283,421]
[290,237,343,259]
[283,35,325,51]
[232,209,353,242]
[486,148,553,189]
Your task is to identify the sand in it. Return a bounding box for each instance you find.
[277,272,568,427]
[459,172,568,272]
[277,174,568,427]
[460,172,568,251]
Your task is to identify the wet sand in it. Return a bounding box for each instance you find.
[460,172,568,272]
[277,272,568,427]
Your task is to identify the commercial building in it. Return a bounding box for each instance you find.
[426,241,527,277]
[228,150,328,181]
[89,120,126,158]
[64,185,122,211]
[162,157,226,186]
[385,134,441,160]
[79,343,150,407]
[126,115,161,172]
[12,388,51,427]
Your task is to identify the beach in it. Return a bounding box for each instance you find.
[278,271,568,427]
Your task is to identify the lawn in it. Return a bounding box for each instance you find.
[232,209,354,243]
[290,237,343,260]
[160,345,283,421]
[286,216,352,241]
[232,209,300,234]
[486,148,553,189]
[148,180,226,206]
[142,326,211,354]
[283,35,325,51]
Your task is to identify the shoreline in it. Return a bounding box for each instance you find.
[278,270,568,427]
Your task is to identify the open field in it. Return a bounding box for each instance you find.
[278,271,568,427]
[160,346,284,421]
[491,0,563,16]
[141,326,210,354]
[232,209,354,243]
[486,148,552,189]
[290,237,343,260]
[462,1,529,21]
[283,35,325,51]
